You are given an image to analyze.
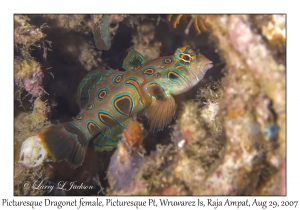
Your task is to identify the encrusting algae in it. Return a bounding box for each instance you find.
[14,14,285,196]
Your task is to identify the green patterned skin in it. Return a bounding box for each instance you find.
[38,47,213,167]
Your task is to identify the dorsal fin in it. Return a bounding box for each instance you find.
[122,49,145,71]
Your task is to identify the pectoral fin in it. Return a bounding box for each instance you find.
[144,83,176,131]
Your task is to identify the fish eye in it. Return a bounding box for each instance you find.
[181,54,192,62]
[184,55,190,60]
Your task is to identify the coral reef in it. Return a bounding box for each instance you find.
[14,162,52,196]
[107,81,225,195]
[14,15,50,97]
[14,14,285,196]
[14,97,50,162]
[173,14,285,195]
[19,135,48,168]
[14,59,45,97]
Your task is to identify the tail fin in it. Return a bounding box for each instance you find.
[38,122,89,168]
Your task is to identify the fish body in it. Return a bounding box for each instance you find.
[38,47,213,167]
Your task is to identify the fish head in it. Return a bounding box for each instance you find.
[159,47,213,95]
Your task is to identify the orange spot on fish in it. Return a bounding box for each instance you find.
[115,76,122,83]
[144,68,154,74]
[164,58,172,63]
[88,122,95,130]
[98,90,107,98]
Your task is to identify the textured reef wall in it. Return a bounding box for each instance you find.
[14,14,285,195]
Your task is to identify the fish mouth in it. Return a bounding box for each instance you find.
[197,59,213,75]
[191,50,213,79]
[204,61,213,70]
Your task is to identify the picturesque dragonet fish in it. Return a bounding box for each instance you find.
[23,47,213,168]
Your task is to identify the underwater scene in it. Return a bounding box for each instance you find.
[14,14,286,195]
